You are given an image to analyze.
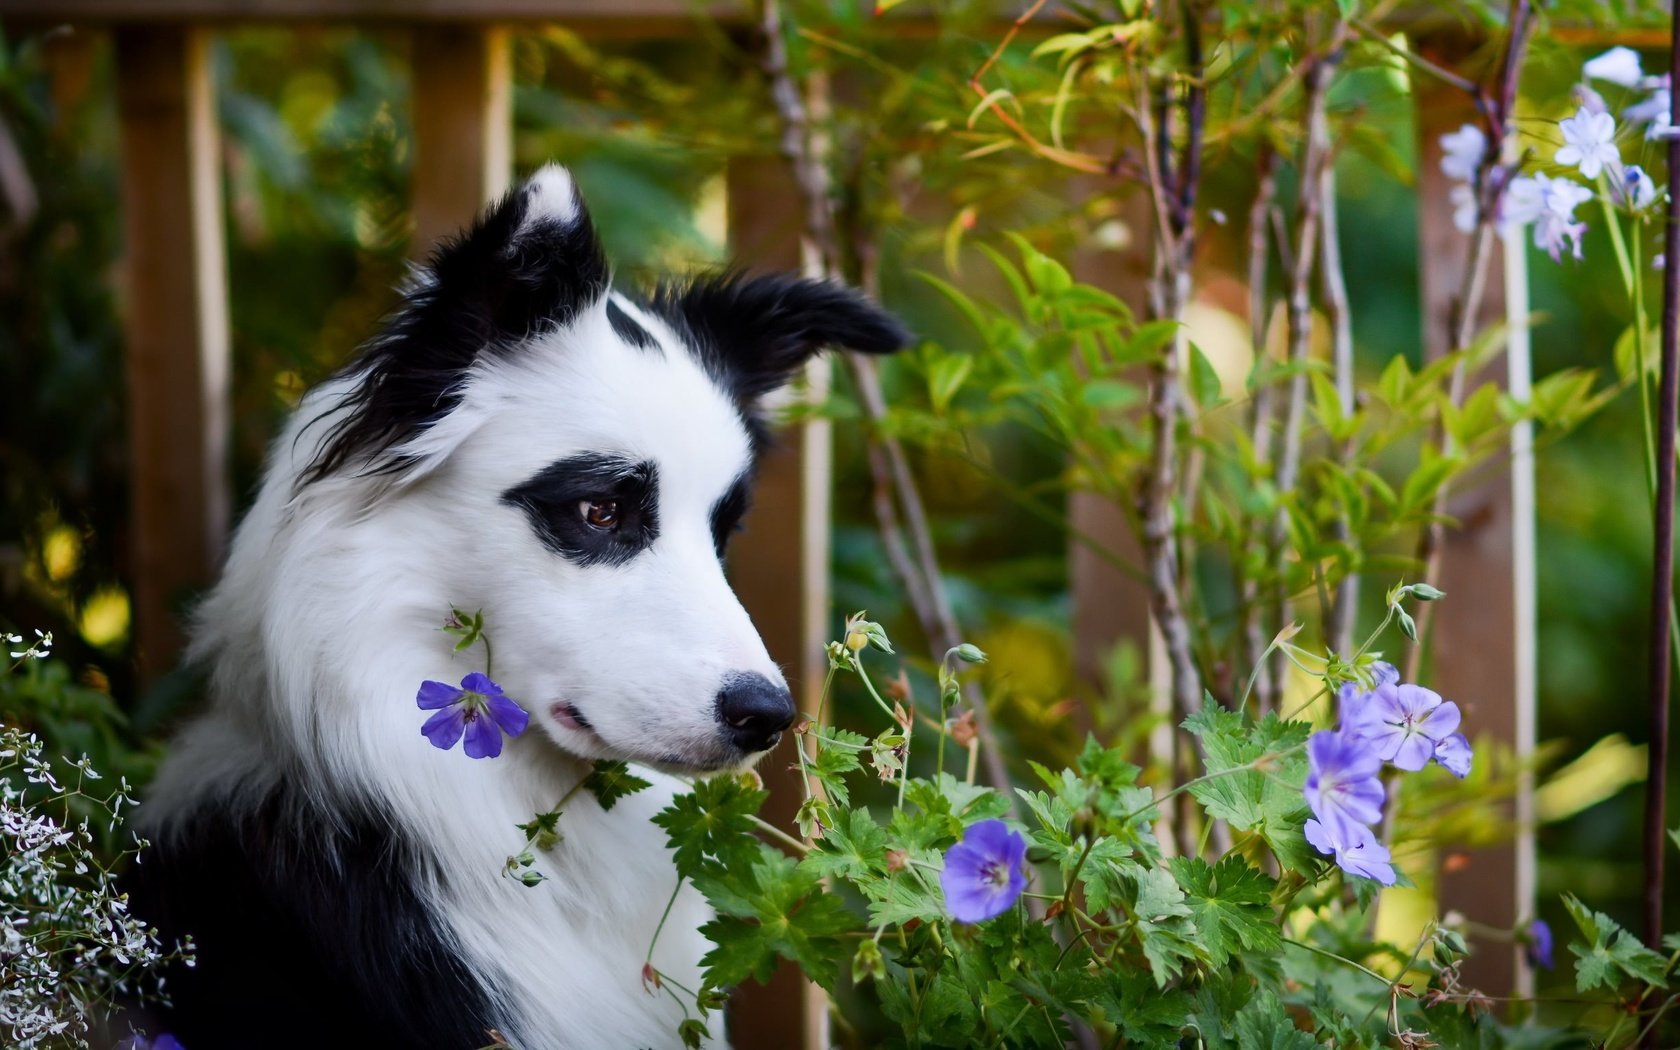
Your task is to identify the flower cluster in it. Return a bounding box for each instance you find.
[1302,662,1471,885]
[1,722,191,1049]
[1438,46,1668,262]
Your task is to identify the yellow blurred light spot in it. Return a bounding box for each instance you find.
[1182,301,1253,399]
[1536,734,1646,823]
[79,587,131,649]
[42,525,81,582]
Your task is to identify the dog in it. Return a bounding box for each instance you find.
[127,165,908,1049]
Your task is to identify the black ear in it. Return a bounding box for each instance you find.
[654,273,912,401]
[302,165,609,484]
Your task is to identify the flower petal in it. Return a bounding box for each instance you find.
[1419,699,1462,740]
[421,707,466,750]
[417,680,464,710]
[463,713,504,759]
[1433,733,1473,778]
[487,692,531,737]
[461,671,502,697]
[1390,731,1435,772]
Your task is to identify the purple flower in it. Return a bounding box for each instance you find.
[940,819,1027,922]
[417,672,530,759]
[1305,818,1396,885]
[117,1036,186,1050]
[1524,918,1554,970]
[1304,730,1386,840]
[1336,663,1398,724]
[1433,732,1473,778]
[1347,683,1462,772]
[1612,164,1657,211]
[1554,107,1619,180]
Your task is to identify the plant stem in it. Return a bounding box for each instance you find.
[1645,8,1680,959]
[750,813,811,855]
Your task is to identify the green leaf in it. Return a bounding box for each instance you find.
[582,759,652,812]
[1188,343,1224,408]
[1128,866,1198,986]
[699,845,859,992]
[1233,989,1318,1050]
[1563,893,1669,992]
[1081,378,1141,409]
[1169,855,1281,967]
[926,353,974,414]
[1182,706,1313,870]
[654,774,768,876]
[801,807,887,881]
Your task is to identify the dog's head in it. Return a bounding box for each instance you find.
[300,165,908,772]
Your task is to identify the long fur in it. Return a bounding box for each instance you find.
[127,165,908,1050]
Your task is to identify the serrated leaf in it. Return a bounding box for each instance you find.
[1563,893,1669,992]
[801,807,887,881]
[654,774,768,876]
[1170,855,1281,967]
[582,759,652,812]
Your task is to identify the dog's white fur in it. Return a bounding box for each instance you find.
[141,168,793,1047]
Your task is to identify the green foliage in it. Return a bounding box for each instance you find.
[581,759,653,812]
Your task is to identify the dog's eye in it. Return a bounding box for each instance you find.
[580,499,620,530]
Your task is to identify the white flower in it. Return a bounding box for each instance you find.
[1584,46,1644,88]
[1450,183,1478,233]
[1554,107,1620,179]
[1626,81,1672,141]
[1533,175,1593,262]
[1500,175,1546,232]
[1502,174,1592,262]
[1439,123,1486,182]
[1612,164,1657,211]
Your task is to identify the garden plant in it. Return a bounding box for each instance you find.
[6,0,1680,1047]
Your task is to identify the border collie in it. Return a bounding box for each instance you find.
[129,165,908,1049]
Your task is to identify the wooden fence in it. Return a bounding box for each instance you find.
[8,0,1636,1043]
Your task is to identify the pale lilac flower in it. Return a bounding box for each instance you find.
[1611,164,1657,211]
[1304,730,1386,840]
[1335,661,1398,726]
[940,819,1027,922]
[1500,174,1546,232]
[1509,175,1592,263]
[417,672,531,759]
[1450,184,1478,234]
[1305,818,1397,885]
[1439,123,1486,182]
[1584,46,1644,89]
[1625,79,1672,141]
[1347,683,1462,771]
[1573,83,1609,116]
[1433,732,1472,778]
[1554,107,1620,179]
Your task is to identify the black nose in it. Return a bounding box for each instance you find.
[717,673,796,753]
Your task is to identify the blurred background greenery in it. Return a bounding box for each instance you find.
[0,0,1668,1014]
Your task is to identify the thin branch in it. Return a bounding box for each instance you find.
[757,0,1016,805]
[1270,28,1344,694]
[1646,0,1680,961]
[1405,0,1534,681]
[1241,144,1280,712]
[1320,145,1359,656]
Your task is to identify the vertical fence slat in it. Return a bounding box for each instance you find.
[723,156,828,1050]
[114,24,230,682]
[410,23,510,253]
[1413,46,1531,996]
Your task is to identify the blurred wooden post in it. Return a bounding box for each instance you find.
[1414,47,1534,998]
[410,23,510,253]
[114,25,230,683]
[723,157,829,1050]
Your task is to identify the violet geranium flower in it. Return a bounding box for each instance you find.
[940,819,1027,923]
[1524,918,1554,970]
[418,672,530,759]
[1304,730,1386,840]
[1304,818,1396,885]
[1347,683,1462,772]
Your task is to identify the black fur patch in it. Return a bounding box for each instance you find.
[301,173,610,485]
[649,272,912,448]
[124,785,506,1050]
[501,453,661,567]
[709,471,753,558]
[606,297,660,352]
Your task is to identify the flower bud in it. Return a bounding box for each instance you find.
[852,939,886,983]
